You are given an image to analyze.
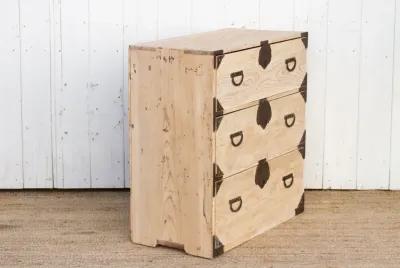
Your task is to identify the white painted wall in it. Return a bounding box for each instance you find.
[0,0,399,189]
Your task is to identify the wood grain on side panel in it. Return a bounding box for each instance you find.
[122,0,138,187]
[130,48,215,258]
[131,48,163,247]
[178,51,215,258]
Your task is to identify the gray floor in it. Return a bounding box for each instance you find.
[1,190,399,267]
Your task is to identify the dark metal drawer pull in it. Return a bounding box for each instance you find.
[285,57,297,72]
[284,113,296,127]
[282,173,294,188]
[230,131,243,147]
[230,70,244,86]
[229,196,242,212]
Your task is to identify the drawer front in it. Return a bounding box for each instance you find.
[215,92,305,178]
[214,149,304,253]
[216,38,306,112]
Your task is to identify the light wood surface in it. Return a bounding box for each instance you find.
[134,28,303,54]
[130,48,163,247]
[216,92,305,177]
[130,30,306,257]
[215,149,304,252]
[130,47,215,257]
[217,39,306,109]
[216,38,306,111]
[1,190,400,267]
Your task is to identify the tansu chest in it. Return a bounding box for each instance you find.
[129,28,307,258]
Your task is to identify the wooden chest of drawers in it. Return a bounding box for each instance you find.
[129,28,307,258]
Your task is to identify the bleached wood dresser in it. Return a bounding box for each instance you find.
[129,28,307,258]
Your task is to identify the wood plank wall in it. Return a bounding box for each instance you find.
[0,0,399,189]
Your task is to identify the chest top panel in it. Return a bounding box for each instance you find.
[133,28,306,55]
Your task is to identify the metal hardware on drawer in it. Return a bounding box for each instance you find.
[284,113,296,127]
[228,196,242,212]
[298,131,306,159]
[214,163,224,180]
[282,173,294,188]
[230,70,244,86]
[230,131,244,147]
[285,57,297,72]
[255,158,270,189]
[256,98,272,129]
[258,40,272,69]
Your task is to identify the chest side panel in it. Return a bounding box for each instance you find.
[177,51,216,257]
[130,47,216,258]
[130,48,164,247]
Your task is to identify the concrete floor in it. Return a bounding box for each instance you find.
[0,190,399,267]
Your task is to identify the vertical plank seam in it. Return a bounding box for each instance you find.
[156,0,160,39]
[122,0,127,187]
[87,0,93,187]
[49,0,56,188]
[323,0,330,188]
[59,0,65,188]
[135,0,139,41]
[189,0,193,33]
[134,0,137,39]
[388,0,398,189]
[292,0,295,30]
[355,0,364,190]
[321,0,330,189]
[17,0,25,188]
[257,0,261,29]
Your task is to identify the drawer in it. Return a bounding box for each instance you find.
[214,149,304,252]
[216,38,306,112]
[215,92,305,178]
